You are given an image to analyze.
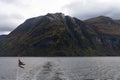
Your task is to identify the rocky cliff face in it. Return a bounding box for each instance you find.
[0,13,120,56]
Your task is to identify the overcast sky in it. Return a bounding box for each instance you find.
[0,0,120,35]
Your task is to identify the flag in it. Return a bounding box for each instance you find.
[18,58,25,68]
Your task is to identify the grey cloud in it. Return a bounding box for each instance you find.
[10,14,24,20]
[63,0,120,20]
[0,23,16,35]
[0,25,14,32]
[0,14,24,20]
[75,8,114,20]
[0,0,30,8]
[0,13,24,34]
[0,0,27,35]
[0,0,17,4]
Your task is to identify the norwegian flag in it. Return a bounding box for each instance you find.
[18,58,25,68]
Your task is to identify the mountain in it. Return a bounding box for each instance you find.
[0,35,7,40]
[85,16,120,54]
[0,13,120,56]
[85,16,120,35]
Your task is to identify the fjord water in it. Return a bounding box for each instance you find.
[1,57,120,80]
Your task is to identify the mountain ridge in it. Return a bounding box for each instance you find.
[0,13,120,56]
[0,35,7,40]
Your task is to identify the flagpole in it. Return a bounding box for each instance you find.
[16,55,26,80]
[16,56,20,80]
[16,66,19,80]
[16,56,25,80]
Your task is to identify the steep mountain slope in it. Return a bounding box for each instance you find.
[0,13,120,56]
[85,16,120,53]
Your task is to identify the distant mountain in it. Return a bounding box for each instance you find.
[0,13,120,56]
[85,16,120,35]
[0,35,7,40]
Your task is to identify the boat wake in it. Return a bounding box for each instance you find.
[18,61,69,80]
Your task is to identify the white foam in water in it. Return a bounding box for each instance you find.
[1,57,120,80]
